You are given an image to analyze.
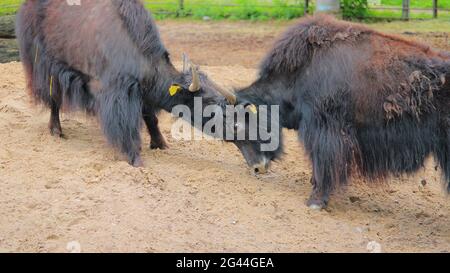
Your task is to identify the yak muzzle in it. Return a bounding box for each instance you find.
[251,158,270,175]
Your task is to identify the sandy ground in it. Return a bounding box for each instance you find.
[0,21,449,253]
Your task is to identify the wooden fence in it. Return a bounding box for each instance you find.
[368,0,449,20]
[0,1,449,20]
[0,1,310,17]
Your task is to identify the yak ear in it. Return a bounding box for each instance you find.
[168,82,198,97]
[168,84,184,97]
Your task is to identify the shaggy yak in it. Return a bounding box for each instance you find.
[16,0,274,170]
[233,15,450,209]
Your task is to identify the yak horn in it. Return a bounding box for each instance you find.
[182,53,188,73]
[189,64,201,92]
[217,85,237,105]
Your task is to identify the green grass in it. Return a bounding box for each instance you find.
[379,0,450,8]
[0,0,22,16]
[146,0,307,20]
[1,0,450,20]
[367,0,450,20]
[0,0,307,19]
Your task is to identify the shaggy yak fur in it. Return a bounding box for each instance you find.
[16,0,235,166]
[235,15,450,208]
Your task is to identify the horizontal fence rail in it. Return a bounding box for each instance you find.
[0,1,307,16]
[0,1,449,20]
[368,7,450,12]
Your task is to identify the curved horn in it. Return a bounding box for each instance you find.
[216,85,237,105]
[189,64,201,92]
[182,53,188,73]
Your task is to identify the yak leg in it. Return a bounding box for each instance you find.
[437,127,450,193]
[142,107,168,150]
[304,119,354,210]
[307,175,331,210]
[49,98,63,138]
[99,77,143,167]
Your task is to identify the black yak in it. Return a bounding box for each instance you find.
[233,15,450,209]
[15,0,273,170]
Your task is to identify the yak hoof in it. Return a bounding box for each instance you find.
[130,156,144,168]
[150,141,169,150]
[308,203,324,210]
[50,127,64,138]
[307,198,327,210]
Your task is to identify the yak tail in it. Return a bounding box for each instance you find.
[15,1,37,96]
[25,37,95,113]
[16,2,96,113]
[30,38,96,113]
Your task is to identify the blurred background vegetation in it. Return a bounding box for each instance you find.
[0,0,449,20]
[0,1,449,63]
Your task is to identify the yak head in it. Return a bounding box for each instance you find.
[170,55,282,174]
[227,96,283,174]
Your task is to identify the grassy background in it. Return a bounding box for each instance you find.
[1,0,450,20]
[0,0,22,16]
[0,0,307,19]
[146,0,307,20]
[369,0,450,19]
[380,0,450,8]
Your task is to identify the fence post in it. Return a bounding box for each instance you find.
[304,0,310,15]
[402,0,410,20]
[433,0,438,18]
[179,0,184,11]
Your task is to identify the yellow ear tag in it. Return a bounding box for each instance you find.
[49,75,54,97]
[169,85,182,96]
[247,104,258,114]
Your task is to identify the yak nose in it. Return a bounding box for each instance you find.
[252,158,270,175]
